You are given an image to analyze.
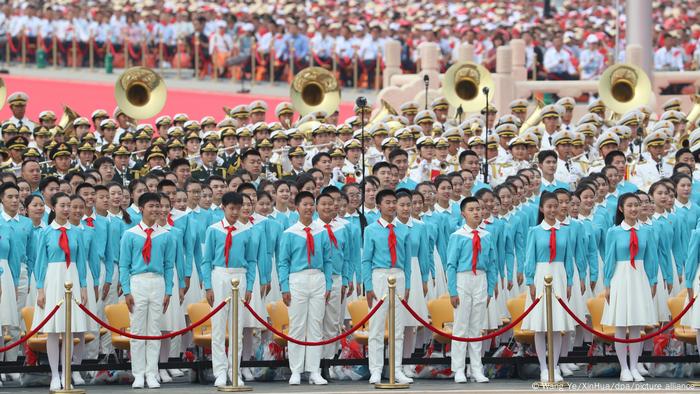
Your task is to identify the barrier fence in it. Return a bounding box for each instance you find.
[1,276,699,388]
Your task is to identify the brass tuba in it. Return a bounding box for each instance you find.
[114,67,167,120]
[57,105,80,135]
[598,64,651,116]
[366,99,398,130]
[686,94,700,127]
[519,98,544,134]
[290,67,340,117]
[0,78,5,110]
[442,61,494,112]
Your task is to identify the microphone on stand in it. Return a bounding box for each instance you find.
[356,95,368,213]
[423,74,430,110]
[482,86,490,185]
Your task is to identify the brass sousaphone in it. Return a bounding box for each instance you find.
[290,67,340,117]
[114,67,167,119]
[442,61,494,113]
[0,78,5,110]
[598,63,651,116]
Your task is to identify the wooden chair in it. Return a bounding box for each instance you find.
[506,294,535,346]
[667,295,696,346]
[266,300,289,348]
[104,303,131,352]
[188,301,227,350]
[346,297,387,352]
[426,297,454,345]
[20,307,84,353]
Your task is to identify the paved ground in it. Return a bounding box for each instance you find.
[2,375,699,393]
[3,65,377,104]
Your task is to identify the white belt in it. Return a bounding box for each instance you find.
[458,269,485,276]
[213,267,247,274]
[132,272,162,279]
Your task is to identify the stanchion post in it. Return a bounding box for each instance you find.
[250,40,256,86]
[72,37,77,70]
[289,46,294,82]
[21,30,26,67]
[375,53,381,91]
[219,279,252,392]
[141,39,146,67]
[176,39,182,79]
[194,36,200,79]
[124,37,129,69]
[158,39,163,74]
[269,48,274,84]
[52,34,57,68]
[89,36,94,72]
[5,34,10,68]
[352,54,358,90]
[532,275,568,389]
[53,281,85,394]
[375,276,409,390]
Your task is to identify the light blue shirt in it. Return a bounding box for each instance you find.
[202,219,257,292]
[316,218,352,286]
[0,212,33,277]
[603,222,658,287]
[651,213,674,284]
[361,217,412,292]
[403,218,433,283]
[540,178,570,193]
[34,222,87,289]
[0,221,20,286]
[685,229,700,288]
[118,223,175,295]
[278,221,333,293]
[524,221,574,287]
[446,225,497,297]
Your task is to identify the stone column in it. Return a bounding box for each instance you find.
[455,43,474,63]
[626,0,653,78]
[509,39,527,82]
[494,46,514,114]
[382,40,402,88]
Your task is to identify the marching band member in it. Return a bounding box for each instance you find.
[446,196,497,383]
[602,193,658,382]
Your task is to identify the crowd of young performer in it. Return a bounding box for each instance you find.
[2,90,700,389]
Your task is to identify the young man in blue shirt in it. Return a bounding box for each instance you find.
[119,192,175,389]
[446,197,497,383]
[278,191,332,385]
[362,189,413,385]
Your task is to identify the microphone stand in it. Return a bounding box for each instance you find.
[357,96,367,216]
[483,87,490,185]
[423,74,429,110]
[456,105,463,124]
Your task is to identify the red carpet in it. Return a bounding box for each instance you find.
[0,74,354,125]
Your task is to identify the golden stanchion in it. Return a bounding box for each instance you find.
[375,54,381,90]
[309,51,314,68]
[53,282,85,394]
[194,36,200,79]
[375,276,409,390]
[213,48,219,80]
[88,36,94,71]
[352,54,358,90]
[158,39,163,74]
[332,54,337,75]
[532,59,537,81]
[21,30,26,67]
[269,48,274,84]
[288,46,295,82]
[141,39,146,67]
[5,35,10,68]
[176,39,182,79]
[52,35,57,68]
[71,37,77,70]
[123,37,129,69]
[532,275,569,389]
[250,40,256,86]
[219,279,252,392]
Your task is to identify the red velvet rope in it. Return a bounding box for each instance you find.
[401,296,541,342]
[243,298,384,346]
[127,41,139,59]
[77,299,228,340]
[38,35,48,52]
[557,296,696,343]
[312,51,330,67]
[0,302,62,353]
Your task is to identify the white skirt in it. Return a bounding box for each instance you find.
[32,262,88,333]
[595,254,605,295]
[243,268,268,329]
[497,278,508,319]
[161,268,185,332]
[429,249,448,299]
[508,259,522,300]
[521,262,575,332]
[0,259,19,327]
[483,290,500,330]
[405,257,428,326]
[267,257,282,303]
[601,260,657,327]
[84,270,99,332]
[653,265,671,322]
[183,257,204,307]
[682,274,700,328]
[671,255,682,297]
[569,263,587,318]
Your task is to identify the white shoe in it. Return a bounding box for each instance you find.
[72,371,86,386]
[402,365,416,378]
[241,368,254,381]
[146,374,161,388]
[132,375,145,389]
[454,370,467,383]
[471,371,490,383]
[466,365,471,378]
[540,369,549,382]
[9,373,20,381]
[214,374,227,388]
[369,372,382,384]
[553,367,563,382]
[50,376,61,391]
[631,369,645,382]
[168,369,184,378]
[395,370,413,384]
[60,375,72,390]
[620,369,633,382]
[236,377,245,387]
[637,363,649,376]
[288,373,301,385]
[159,370,172,383]
[309,372,328,385]
[559,364,573,377]
[566,363,580,371]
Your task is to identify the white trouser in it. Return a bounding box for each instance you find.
[288,269,326,374]
[129,273,165,378]
[451,271,487,373]
[100,265,120,355]
[322,275,343,359]
[211,267,247,379]
[369,268,405,375]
